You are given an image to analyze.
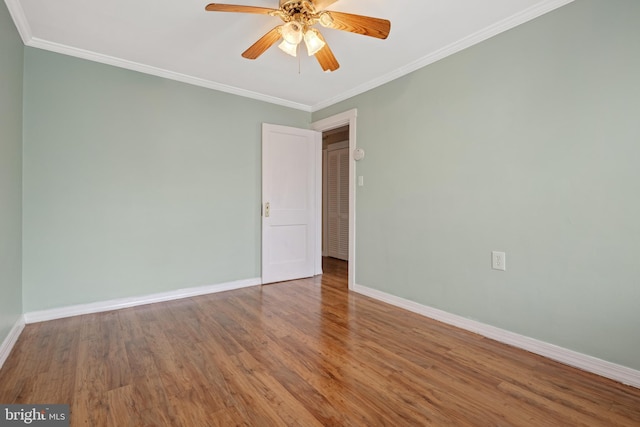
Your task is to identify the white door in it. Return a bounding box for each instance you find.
[262,123,322,284]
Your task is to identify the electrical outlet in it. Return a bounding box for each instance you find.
[492,251,506,271]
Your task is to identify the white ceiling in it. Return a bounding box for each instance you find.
[5,0,572,111]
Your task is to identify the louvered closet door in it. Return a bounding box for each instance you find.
[327,147,349,260]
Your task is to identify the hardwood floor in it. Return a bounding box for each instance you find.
[1,257,639,426]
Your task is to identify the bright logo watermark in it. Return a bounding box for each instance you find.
[0,405,69,426]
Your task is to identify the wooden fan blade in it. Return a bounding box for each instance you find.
[314,32,339,72]
[325,11,390,39]
[242,26,282,59]
[311,0,339,11]
[205,4,276,14]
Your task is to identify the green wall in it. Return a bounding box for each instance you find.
[314,0,640,370]
[12,0,640,373]
[0,1,24,342]
[22,49,310,311]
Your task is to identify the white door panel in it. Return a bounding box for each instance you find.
[262,123,321,284]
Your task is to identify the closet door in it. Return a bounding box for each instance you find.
[327,146,349,260]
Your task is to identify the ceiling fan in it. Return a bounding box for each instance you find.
[205,1,391,72]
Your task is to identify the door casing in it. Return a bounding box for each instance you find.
[312,109,357,290]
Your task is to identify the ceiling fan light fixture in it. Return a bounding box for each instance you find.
[281,20,303,44]
[304,28,325,56]
[278,39,298,57]
[205,1,390,72]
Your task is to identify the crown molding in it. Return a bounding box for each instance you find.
[26,37,313,112]
[6,0,311,111]
[6,0,573,113]
[310,0,575,112]
[4,0,33,43]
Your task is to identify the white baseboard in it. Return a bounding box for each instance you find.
[353,283,640,389]
[0,316,26,370]
[24,277,262,324]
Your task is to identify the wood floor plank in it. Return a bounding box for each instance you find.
[105,385,138,427]
[1,257,639,426]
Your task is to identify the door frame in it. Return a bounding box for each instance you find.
[311,109,357,290]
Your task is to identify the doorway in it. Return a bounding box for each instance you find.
[312,109,357,290]
[322,126,349,285]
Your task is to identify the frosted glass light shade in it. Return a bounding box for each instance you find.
[304,29,326,56]
[281,21,303,45]
[278,40,298,57]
